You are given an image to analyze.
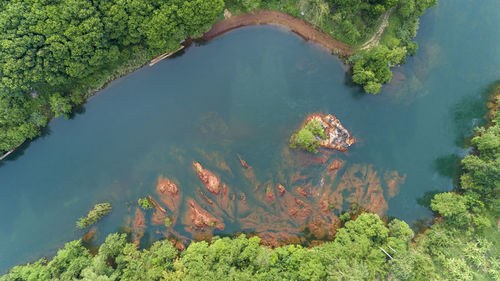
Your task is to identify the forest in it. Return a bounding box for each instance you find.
[0,0,224,155]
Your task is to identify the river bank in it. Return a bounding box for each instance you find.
[1,10,355,161]
[202,10,354,56]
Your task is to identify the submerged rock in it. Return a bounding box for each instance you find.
[237,154,249,169]
[82,228,97,243]
[157,176,178,195]
[186,200,223,230]
[193,161,221,194]
[277,183,286,196]
[328,159,345,172]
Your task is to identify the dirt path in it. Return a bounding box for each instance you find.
[202,10,353,56]
[359,10,391,50]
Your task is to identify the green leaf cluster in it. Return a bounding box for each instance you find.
[138,197,154,210]
[349,0,437,94]
[289,119,326,153]
[351,45,407,94]
[76,203,112,229]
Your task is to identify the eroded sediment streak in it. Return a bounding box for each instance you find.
[127,139,407,249]
[202,10,353,56]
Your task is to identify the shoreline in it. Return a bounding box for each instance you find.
[202,10,354,56]
[1,10,353,161]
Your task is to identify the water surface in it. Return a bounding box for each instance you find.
[1,0,500,271]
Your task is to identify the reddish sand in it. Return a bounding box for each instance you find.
[203,10,353,56]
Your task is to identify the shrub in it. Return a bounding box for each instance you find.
[289,119,326,153]
[76,203,112,229]
[138,197,154,210]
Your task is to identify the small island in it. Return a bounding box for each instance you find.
[290,113,355,153]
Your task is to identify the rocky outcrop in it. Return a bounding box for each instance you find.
[307,113,356,152]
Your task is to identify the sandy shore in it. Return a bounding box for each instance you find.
[202,10,353,56]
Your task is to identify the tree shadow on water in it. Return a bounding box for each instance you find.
[450,81,500,147]
[67,104,87,120]
[433,153,462,186]
[0,125,53,166]
[343,71,366,100]
[416,189,443,209]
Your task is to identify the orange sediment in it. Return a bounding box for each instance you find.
[128,146,407,249]
[202,10,353,56]
[82,228,97,242]
[133,208,146,245]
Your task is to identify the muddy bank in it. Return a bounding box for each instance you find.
[202,10,353,56]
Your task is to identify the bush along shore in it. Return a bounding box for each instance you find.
[1,91,498,280]
[0,0,436,157]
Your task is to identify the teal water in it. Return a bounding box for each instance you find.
[1,0,500,272]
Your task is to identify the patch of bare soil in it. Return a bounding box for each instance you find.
[202,10,353,56]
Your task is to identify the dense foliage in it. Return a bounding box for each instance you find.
[0,0,224,155]
[0,214,415,281]
[76,203,112,229]
[228,0,398,44]
[289,119,326,153]
[349,0,437,94]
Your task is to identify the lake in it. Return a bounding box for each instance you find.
[1,0,499,272]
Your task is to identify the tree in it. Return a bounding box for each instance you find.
[430,192,470,227]
[289,120,326,153]
[49,93,72,118]
[47,240,92,280]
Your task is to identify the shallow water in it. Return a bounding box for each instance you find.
[1,0,500,271]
